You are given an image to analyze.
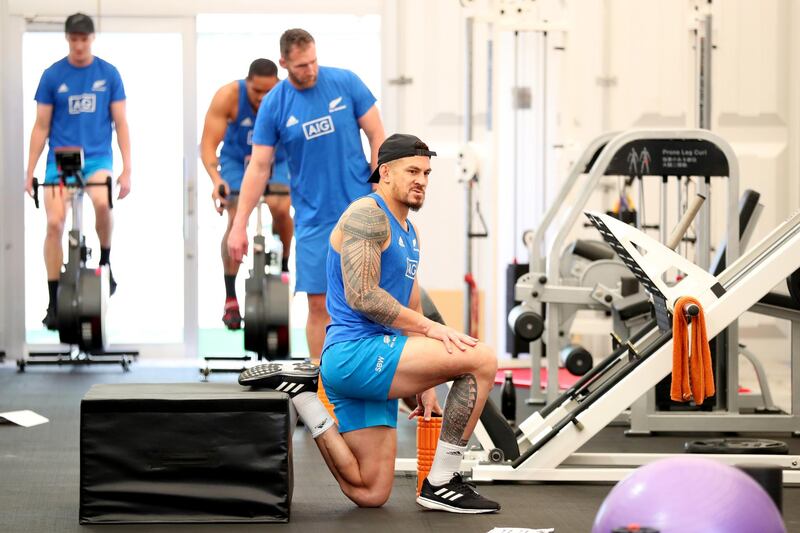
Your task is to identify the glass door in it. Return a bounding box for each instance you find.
[21,17,197,357]
[195,13,381,358]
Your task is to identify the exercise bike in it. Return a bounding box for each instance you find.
[18,147,137,371]
[201,184,290,379]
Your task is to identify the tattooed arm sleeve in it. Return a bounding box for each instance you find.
[340,203,403,326]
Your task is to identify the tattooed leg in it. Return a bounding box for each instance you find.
[424,373,485,486]
[440,373,478,446]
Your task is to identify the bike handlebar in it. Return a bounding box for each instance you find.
[31,175,114,209]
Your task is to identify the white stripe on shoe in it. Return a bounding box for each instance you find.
[449,493,464,501]
[416,496,497,514]
[442,491,456,499]
[434,488,449,496]
[276,382,288,391]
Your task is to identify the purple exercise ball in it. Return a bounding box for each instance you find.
[592,456,785,533]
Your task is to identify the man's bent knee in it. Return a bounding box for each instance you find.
[473,343,498,380]
[267,198,290,216]
[348,484,392,508]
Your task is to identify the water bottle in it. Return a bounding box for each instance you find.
[501,370,516,426]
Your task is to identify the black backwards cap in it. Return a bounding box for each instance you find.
[65,13,95,34]
[368,133,436,183]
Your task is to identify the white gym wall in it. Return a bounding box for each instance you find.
[383,0,800,353]
[1,0,799,359]
[389,0,800,355]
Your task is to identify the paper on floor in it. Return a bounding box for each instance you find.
[0,410,49,427]
[488,528,555,533]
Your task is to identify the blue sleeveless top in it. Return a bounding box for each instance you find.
[323,193,420,350]
[220,80,255,164]
[219,79,289,185]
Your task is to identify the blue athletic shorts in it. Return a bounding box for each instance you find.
[294,222,334,294]
[45,156,113,184]
[320,334,408,433]
[219,155,245,191]
[220,155,289,192]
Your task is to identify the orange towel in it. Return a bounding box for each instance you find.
[670,296,715,403]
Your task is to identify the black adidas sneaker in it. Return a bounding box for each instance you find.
[417,473,500,514]
[238,361,319,397]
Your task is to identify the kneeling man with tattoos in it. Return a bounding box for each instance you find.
[239,134,500,513]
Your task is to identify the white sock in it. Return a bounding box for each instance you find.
[426,440,467,486]
[292,391,334,438]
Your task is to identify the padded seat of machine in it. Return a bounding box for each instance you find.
[759,291,800,311]
[80,383,295,524]
[612,292,652,320]
[570,239,616,261]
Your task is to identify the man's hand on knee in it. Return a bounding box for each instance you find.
[423,322,478,354]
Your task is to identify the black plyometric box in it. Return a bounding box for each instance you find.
[79,383,295,524]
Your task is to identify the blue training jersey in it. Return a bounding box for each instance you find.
[34,56,125,164]
[323,193,420,350]
[220,79,256,164]
[219,79,289,186]
[252,66,376,226]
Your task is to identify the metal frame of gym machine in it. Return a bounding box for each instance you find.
[623,3,800,434]
[470,203,800,484]
[515,128,739,404]
[626,235,800,433]
[507,0,725,406]
[398,129,747,473]
[460,0,567,337]
[17,150,138,371]
[200,187,292,379]
[511,131,620,404]
[395,133,616,472]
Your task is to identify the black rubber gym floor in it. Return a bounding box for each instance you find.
[1,363,799,532]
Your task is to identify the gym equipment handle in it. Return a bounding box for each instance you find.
[105,176,113,209]
[667,193,705,250]
[218,184,290,199]
[216,184,227,216]
[32,177,40,208]
[30,177,114,209]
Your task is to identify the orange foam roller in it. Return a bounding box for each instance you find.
[416,416,442,495]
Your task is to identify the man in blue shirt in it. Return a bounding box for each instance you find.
[201,59,292,330]
[228,28,385,362]
[25,13,131,330]
[239,135,501,513]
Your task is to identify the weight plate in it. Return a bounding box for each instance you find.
[685,438,788,455]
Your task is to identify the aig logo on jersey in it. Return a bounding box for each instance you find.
[405,258,418,279]
[302,116,335,140]
[68,93,96,114]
